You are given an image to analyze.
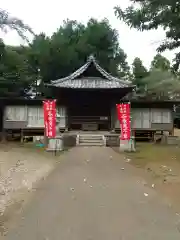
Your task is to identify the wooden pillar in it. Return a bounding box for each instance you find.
[1,128,7,143]
[20,129,24,143]
[1,105,6,142]
[65,105,69,131]
[110,103,115,132]
[169,129,174,136]
[44,130,48,148]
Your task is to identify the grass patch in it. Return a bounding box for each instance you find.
[123,142,180,212]
[126,142,180,168]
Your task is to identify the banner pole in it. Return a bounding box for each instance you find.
[117,101,132,151]
[128,101,132,151]
[43,101,47,148]
[129,101,135,152]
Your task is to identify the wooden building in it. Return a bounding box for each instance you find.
[47,55,134,132]
[0,55,175,144]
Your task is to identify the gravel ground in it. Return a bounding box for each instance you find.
[3,147,180,240]
[0,143,56,226]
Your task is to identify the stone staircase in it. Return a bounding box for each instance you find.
[77,134,105,146]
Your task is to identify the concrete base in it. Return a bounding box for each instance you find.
[119,138,136,152]
[161,135,180,145]
[46,137,63,152]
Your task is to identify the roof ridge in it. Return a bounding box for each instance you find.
[51,61,90,84]
[92,58,131,84]
[51,55,131,85]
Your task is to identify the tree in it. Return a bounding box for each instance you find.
[114,1,180,70]
[28,19,130,83]
[132,57,149,90]
[0,40,34,97]
[0,17,133,97]
[0,18,132,97]
[0,8,34,41]
[151,54,171,71]
[140,69,180,99]
[131,55,180,99]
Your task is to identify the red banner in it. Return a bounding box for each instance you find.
[116,103,131,140]
[43,101,49,137]
[43,100,56,138]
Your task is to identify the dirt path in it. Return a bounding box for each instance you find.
[3,147,180,239]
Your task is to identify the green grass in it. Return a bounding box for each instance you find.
[126,142,180,168]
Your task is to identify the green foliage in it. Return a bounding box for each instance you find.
[0,40,34,97]
[0,8,35,96]
[28,19,130,82]
[0,18,132,97]
[140,69,180,99]
[0,8,34,41]
[114,0,180,70]
[132,57,149,89]
[151,54,171,71]
[131,54,180,99]
[1,10,178,100]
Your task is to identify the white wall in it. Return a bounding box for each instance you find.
[4,105,67,129]
[115,107,172,129]
[5,106,27,121]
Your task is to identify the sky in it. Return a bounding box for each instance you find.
[0,0,176,68]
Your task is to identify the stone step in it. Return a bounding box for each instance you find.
[79,138,103,142]
[79,134,103,137]
[79,135,103,139]
[79,139,104,143]
[78,134,105,146]
[78,142,104,146]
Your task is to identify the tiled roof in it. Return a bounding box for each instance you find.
[52,77,130,88]
[50,55,133,89]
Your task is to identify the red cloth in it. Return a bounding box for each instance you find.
[116,103,131,140]
[43,100,56,138]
